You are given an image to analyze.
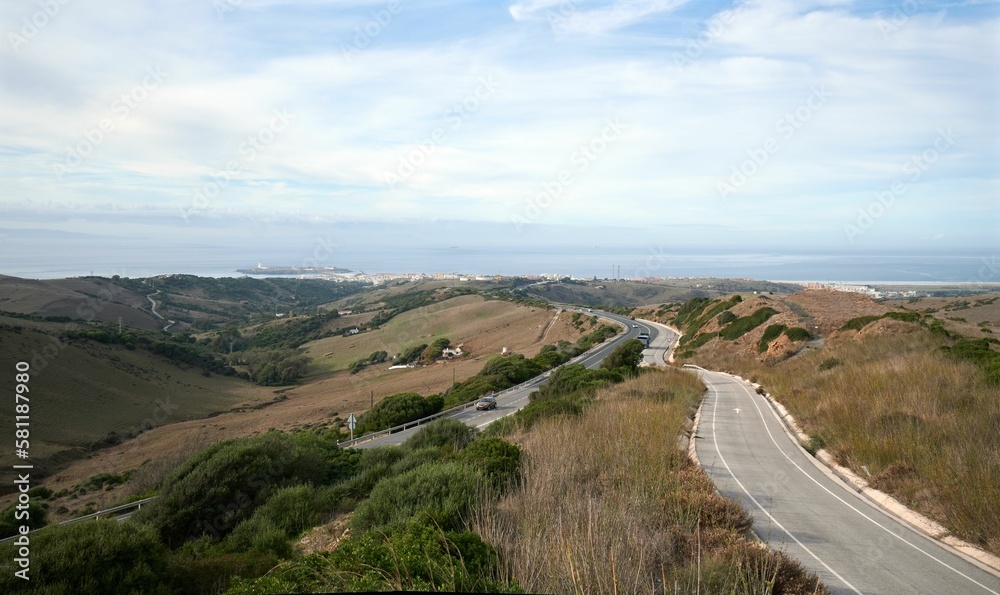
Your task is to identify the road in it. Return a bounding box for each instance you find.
[356,310,675,449]
[691,367,1000,594]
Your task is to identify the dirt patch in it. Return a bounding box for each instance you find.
[296,513,353,555]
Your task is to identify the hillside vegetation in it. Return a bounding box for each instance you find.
[475,368,826,594]
[666,291,1000,555]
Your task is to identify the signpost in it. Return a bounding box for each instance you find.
[347,413,356,441]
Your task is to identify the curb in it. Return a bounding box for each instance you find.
[732,371,1000,576]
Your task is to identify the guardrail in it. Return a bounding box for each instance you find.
[337,311,628,448]
[0,496,157,544]
[336,372,552,448]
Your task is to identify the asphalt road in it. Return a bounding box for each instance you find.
[692,367,1000,595]
[356,310,662,448]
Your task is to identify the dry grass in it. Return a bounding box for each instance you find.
[473,369,827,594]
[12,298,584,522]
[694,329,1000,555]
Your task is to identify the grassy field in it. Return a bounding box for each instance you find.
[0,319,272,464]
[474,368,826,594]
[681,293,1000,555]
[303,294,563,373]
[11,295,585,523]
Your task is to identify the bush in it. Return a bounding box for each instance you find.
[405,418,478,451]
[532,364,621,401]
[134,431,342,548]
[719,307,778,340]
[839,315,883,332]
[757,324,787,353]
[600,338,645,375]
[356,392,444,434]
[460,437,522,486]
[221,484,329,557]
[0,499,46,539]
[717,310,737,325]
[0,520,169,593]
[351,462,484,533]
[784,327,811,342]
[229,519,513,593]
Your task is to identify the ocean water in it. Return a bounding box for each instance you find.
[0,236,996,283]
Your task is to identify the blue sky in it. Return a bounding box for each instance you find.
[1,0,998,254]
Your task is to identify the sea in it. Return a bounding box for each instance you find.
[1,236,997,284]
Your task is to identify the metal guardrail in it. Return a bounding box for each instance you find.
[0,496,157,543]
[58,496,156,526]
[337,310,628,448]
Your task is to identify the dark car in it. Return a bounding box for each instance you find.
[475,396,497,411]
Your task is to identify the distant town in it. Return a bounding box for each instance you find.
[237,265,970,300]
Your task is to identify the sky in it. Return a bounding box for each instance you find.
[1,0,998,259]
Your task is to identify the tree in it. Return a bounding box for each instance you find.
[600,339,645,376]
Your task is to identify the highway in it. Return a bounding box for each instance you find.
[691,367,1000,595]
[356,310,676,448]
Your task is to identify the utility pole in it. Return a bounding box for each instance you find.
[370,390,374,409]
[118,317,122,333]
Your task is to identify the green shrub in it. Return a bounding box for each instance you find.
[533,364,621,401]
[390,447,446,476]
[396,343,429,365]
[600,338,645,375]
[717,310,737,325]
[0,520,170,593]
[942,339,1000,385]
[839,315,883,332]
[405,418,478,451]
[134,431,341,548]
[460,438,522,487]
[228,519,514,593]
[783,327,811,342]
[719,307,778,340]
[222,484,329,557]
[757,324,787,353]
[356,392,444,434]
[351,462,484,533]
[0,499,46,539]
[172,550,280,595]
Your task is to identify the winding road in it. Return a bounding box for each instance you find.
[354,311,678,448]
[691,366,1000,594]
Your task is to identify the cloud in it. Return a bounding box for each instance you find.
[508,0,689,34]
[0,0,996,251]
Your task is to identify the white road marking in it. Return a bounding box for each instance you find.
[727,376,1000,594]
[708,382,863,594]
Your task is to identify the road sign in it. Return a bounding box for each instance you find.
[347,413,356,441]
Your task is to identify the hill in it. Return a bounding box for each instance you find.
[657,290,1000,555]
[524,277,801,308]
[0,314,277,486]
[1,292,587,523]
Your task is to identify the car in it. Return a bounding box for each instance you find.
[475,396,497,411]
[632,324,638,328]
